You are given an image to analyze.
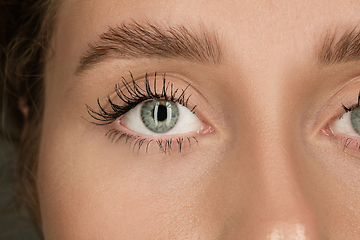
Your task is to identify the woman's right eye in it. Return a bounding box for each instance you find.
[119,99,205,136]
[86,72,214,153]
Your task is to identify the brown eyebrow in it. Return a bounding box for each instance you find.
[75,21,222,74]
[319,26,360,64]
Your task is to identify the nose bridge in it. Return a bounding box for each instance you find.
[245,136,322,239]
[223,76,326,239]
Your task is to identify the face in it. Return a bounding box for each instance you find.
[38,0,360,239]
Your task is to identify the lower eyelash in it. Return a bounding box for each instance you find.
[105,129,198,154]
[341,137,360,151]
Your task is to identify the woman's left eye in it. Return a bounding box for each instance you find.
[329,105,360,138]
[119,99,203,136]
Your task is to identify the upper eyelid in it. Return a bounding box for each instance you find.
[110,73,197,114]
[341,91,360,113]
[115,72,194,107]
[85,72,198,125]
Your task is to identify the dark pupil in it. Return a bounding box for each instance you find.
[153,104,167,122]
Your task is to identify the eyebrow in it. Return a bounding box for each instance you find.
[75,21,222,74]
[319,26,360,65]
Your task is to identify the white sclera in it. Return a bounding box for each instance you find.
[330,111,360,137]
[120,102,202,136]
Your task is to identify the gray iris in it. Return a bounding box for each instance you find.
[351,106,360,134]
[141,100,179,133]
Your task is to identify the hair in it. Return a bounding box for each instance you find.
[0,0,59,236]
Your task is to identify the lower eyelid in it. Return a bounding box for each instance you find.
[104,128,201,154]
[336,135,360,153]
[321,128,360,158]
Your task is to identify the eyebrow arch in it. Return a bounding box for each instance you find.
[319,26,360,65]
[75,21,222,74]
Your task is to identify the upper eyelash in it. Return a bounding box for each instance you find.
[85,72,197,125]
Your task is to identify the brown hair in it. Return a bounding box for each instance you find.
[0,0,59,236]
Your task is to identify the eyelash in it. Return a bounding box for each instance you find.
[86,72,196,125]
[104,129,198,154]
[329,91,360,152]
[85,72,199,154]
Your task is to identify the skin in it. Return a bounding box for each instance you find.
[38,0,360,239]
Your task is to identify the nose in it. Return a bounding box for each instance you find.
[224,120,327,239]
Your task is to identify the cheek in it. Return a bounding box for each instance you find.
[37,103,228,239]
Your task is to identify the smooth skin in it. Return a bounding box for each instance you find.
[38,0,360,239]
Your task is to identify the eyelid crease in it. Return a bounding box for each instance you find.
[85,72,198,126]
